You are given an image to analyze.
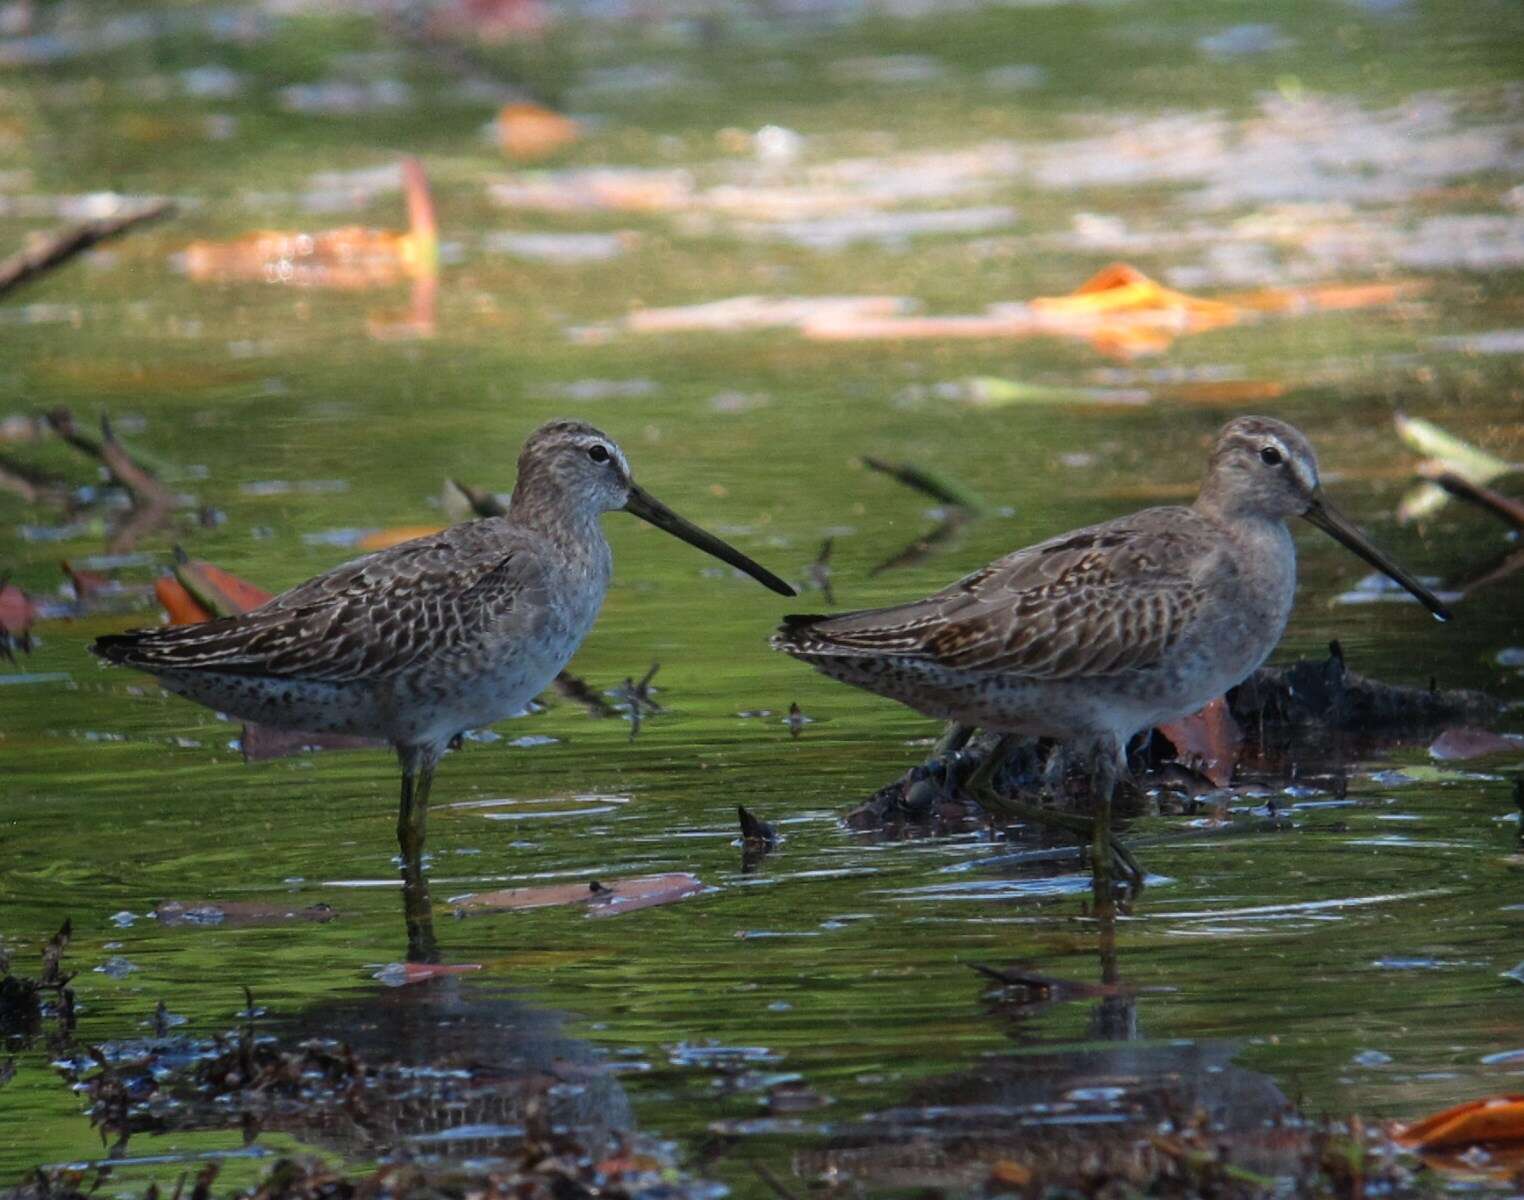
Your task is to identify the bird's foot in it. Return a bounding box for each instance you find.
[967,774,1143,891]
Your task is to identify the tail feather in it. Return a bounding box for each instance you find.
[92,616,253,673]
[772,611,866,656]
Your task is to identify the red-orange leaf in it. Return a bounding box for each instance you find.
[1157,695,1241,787]
[174,559,273,618]
[1396,1096,1524,1151]
[155,576,213,625]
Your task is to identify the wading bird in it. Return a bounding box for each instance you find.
[96,420,795,866]
[773,416,1449,884]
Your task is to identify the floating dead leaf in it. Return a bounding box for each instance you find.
[987,1160,1033,1189]
[154,899,337,927]
[1165,379,1287,406]
[61,561,110,601]
[1157,696,1241,787]
[1030,262,1240,325]
[1396,1095,1524,1152]
[184,158,437,291]
[375,961,484,987]
[357,523,445,551]
[154,575,212,624]
[498,102,580,161]
[173,554,275,618]
[1230,279,1429,314]
[0,579,37,638]
[184,226,421,288]
[1428,727,1520,761]
[452,873,707,919]
[626,294,911,334]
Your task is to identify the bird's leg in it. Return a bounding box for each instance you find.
[1090,738,1116,905]
[968,736,1143,888]
[1088,737,1144,897]
[396,745,441,964]
[396,746,437,861]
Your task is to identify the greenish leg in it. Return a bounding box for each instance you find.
[969,735,1144,890]
[396,747,441,964]
[397,752,436,861]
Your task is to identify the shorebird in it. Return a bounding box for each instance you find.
[95,420,795,863]
[773,416,1450,880]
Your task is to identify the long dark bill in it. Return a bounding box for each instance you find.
[626,484,796,597]
[1302,490,1452,621]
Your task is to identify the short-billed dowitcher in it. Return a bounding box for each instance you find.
[773,416,1449,880]
[95,420,795,863]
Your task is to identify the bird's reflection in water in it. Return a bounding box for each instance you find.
[795,904,1294,1192]
[273,979,635,1162]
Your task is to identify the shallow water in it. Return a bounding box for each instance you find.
[2,0,1523,1193]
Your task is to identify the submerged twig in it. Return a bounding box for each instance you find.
[0,199,174,299]
[861,455,984,512]
[808,536,836,605]
[550,671,622,718]
[46,409,177,552]
[869,508,971,576]
[1421,466,1524,531]
[0,453,69,505]
[452,478,508,518]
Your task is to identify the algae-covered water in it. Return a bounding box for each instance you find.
[2,0,1523,1193]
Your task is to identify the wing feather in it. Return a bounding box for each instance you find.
[94,522,535,683]
[774,510,1214,681]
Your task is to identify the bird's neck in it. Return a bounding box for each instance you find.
[508,477,608,551]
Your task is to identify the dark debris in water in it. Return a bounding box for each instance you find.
[851,642,1503,833]
[56,1016,695,1200]
[0,919,75,1045]
[13,1142,697,1200]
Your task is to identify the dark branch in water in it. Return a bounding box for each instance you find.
[550,671,622,718]
[861,456,983,512]
[1421,466,1524,531]
[452,478,509,518]
[0,199,174,299]
[870,508,971,576]
[0,453,69,506]
[45,409,178,552]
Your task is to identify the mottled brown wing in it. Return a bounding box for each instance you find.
[94,522,533,683]
[776,511,1211,680]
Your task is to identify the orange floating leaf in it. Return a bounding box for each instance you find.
[174,558,274,618]
[377,961,484,987]
[497,102,580,162]
[1228,279,1430,314]
[1031,262,1240,327]
[1166,379,1287,406]
[1157,695,1241,787]
[357,524,445,551]
[1396,1096,1524,1151]
[452,873,708,918]
[184,162,437,292]
[399,156,438,276]
[154,576,212,625]
[0,581,36,635]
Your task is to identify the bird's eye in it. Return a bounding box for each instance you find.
[587,445,611,464]
[1260,446,1283,466]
